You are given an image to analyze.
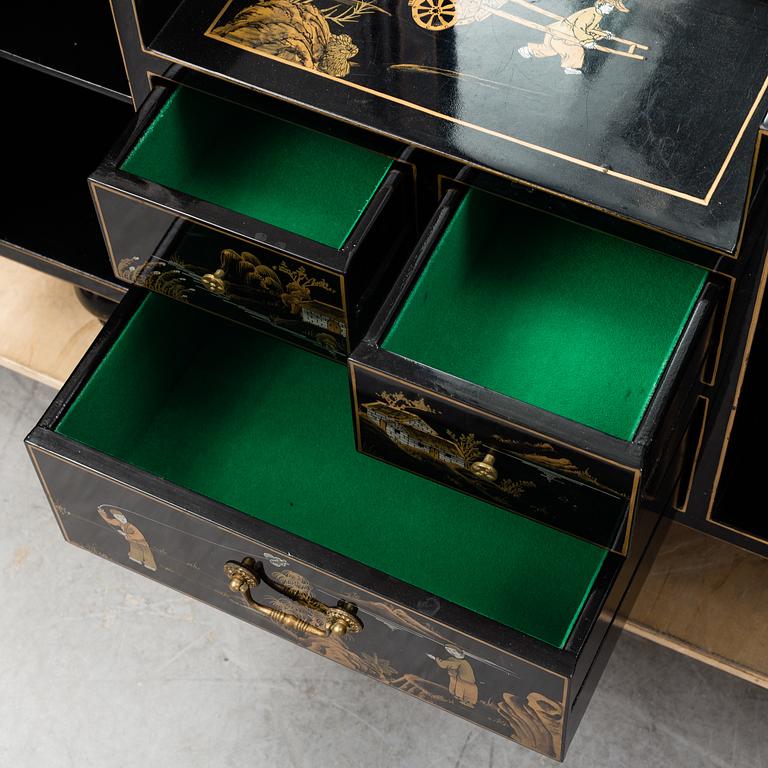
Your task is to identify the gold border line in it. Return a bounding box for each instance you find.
[671,395,709,514]
[27,443,569,685]
[27,444,71,543]
[108,0,137,108]
[202,0,768,208]
[350,362,640,555]
[704,238,768,546]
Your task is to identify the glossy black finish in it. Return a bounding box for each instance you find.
[110,0,177,106]
[350,187,720,551]
[664,175,768,558]
[25,288,665,761]
[0,58,130,301]
[712,311,768,545]
[0,2,130,101]
[139,0,768,258]
[90,82,417,360]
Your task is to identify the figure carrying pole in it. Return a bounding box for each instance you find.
[517,0,631,74]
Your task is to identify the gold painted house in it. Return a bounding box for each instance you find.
[19,0,768,761]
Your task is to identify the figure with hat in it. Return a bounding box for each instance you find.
[97,504,157,571]
[426,645,479,707]
[518,0,630,74]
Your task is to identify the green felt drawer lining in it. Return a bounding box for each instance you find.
[383,189,707,441]
[120,85,394,249]
[56,294,607,649]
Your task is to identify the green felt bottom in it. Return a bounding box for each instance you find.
[120,86,394,249]
[384,189,707,440]
[56,294,607,648]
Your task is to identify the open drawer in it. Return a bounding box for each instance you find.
[89,82,416,360]
[27,290,668,761]
[350,185,721,552]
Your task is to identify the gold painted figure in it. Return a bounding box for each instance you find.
[97,505,157,571]
[427,645,479,707]
[518,0,629,74]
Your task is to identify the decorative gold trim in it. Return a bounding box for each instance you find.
[702,272,735,387]
[338,273,351,354]
[349,363,638,555]
[107,0,137,109]
[704,236,768,544]
[672,396,709,514]
[129,0,151,54]
[29,442,570,684]
[202,0,768,210]
[26,444,71,543]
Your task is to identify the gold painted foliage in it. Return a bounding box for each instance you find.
[446,431,483,462]
[323,0,390,26]
[499,479,536,497]
[213,0,361,76]
[377,391,437,413]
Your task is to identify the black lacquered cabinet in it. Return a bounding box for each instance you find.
[15,0,768,761]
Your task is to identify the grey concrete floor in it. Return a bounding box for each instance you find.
[1,364,767,768]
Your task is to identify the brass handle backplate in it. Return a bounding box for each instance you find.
[224,557,363,637]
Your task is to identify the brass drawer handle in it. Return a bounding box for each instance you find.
[224,557,363,637]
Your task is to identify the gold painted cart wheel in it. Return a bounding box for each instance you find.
[410,0,458,31]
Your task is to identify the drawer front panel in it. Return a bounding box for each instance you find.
[92,183,350,358]
[350,362,638,553]
[29,444,569,761]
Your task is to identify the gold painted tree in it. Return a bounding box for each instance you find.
[499,479,536,498]
[277,262,335,294]
[377,391,436,413]
[447,431,483,463]
[277,261,335,313]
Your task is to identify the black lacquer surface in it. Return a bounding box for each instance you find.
[0,1,130,101]
[148,0,768,253]
[0,59,130,300]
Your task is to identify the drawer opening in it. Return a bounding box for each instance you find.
[54,292,608,650]
[382,187,708,442]
[118,85,394,249]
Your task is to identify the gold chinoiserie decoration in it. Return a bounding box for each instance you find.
[201,268,227,294]
[470,452,498,482]
[224,557,363,637]
[409,0,458,30]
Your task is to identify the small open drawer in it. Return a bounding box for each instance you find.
[350,186,721,552]
[89,82,416,360]
[27,290,668,761]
